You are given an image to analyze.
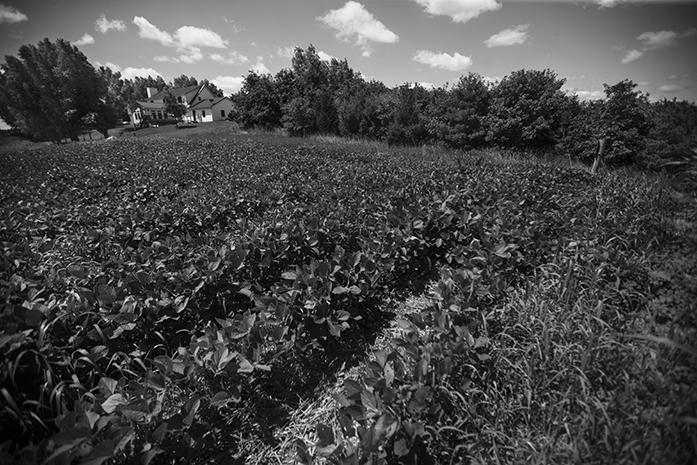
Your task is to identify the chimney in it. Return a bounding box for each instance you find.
[146,87,158,98]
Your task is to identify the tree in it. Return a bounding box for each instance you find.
[97,66,129,123]
[274,68,296,108]
[428,74,490,149]
[0,39,107,141]
[386,84,430,146]
[173,74,198,88]
[163,92,187,119]
[235,71,282,129]
[282,45,337,136]
[486,69,571,148]
[600,79,651,163]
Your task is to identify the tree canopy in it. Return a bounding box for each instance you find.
[0,39,107,141]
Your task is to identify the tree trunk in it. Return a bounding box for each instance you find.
[591,138,606,174]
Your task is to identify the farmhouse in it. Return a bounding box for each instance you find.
[184,97,234,123]
[130,83,233,126]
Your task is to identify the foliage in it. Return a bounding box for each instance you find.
[427,74,490,149]
[1,132,692,464]
[560,80,653,165]
[386,84,430,146]
[163,92,187,120]
[485,69,572,149]
[173,75,199,88]
[235,72,282,129]
[0,39,107,142]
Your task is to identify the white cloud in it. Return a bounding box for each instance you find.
[413,0,501,23]
[121,67,162,80]
[210,51,249,65]
[133,17,229,64]
[621,49,643,64]
[318,1,398,57]
[250,61,271,74]
[594,0,622,6]
[658,84,681,93]
[0,4,27,24]
[212,75,245,94]
[638,30,678,48]
[133,16,174,46]
[318,51,335,61]
[223,17,244,33]
[574,89,604,100]
[277,46,296,59]
[154,55,179,63]
[593,0,694,7]
[94,61,123,72]
[174,26,228,49]
[621,27,696,64]
[413,50,472,71]
[410,81,436,90]
[72,33,95,46]
[95,14,126,33]
[178,48,204,64]
[484,24,529,48]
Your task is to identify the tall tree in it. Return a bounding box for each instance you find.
[486,69,571,148]
[173,74,198,88]
[428,73,490,149]
[0,38,105,141]
[163,92,187,119]
[235,71,282,129]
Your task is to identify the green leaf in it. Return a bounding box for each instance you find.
[332,286,348,294]
[140,447,163,465]
[394,438,409,457]
[101,394,126,414]
[210,391,231,408]
[98,377,117,396]
[281,271,297,280]
[183,397,200,426]
[316,423,334,447]
[237,357,254,373]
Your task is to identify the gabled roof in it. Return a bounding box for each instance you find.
[135,100,167,110]
[187,96,231,110]
[149,84,200,101]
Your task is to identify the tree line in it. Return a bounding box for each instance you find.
[233,45,697,169]
[0,39,221,142]
[1,39,695,170]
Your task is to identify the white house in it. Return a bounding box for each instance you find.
[183,97,234,123]
[130,83,232,126]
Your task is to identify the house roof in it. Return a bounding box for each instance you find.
[187,96,231,110]
[149,84,200,101]
[135,101,166,110]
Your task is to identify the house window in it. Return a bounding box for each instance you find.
[202,110,206,117]
[220,110,225,117]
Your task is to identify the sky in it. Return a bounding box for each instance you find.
[1,0,696,103]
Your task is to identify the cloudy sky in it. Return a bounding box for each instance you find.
[1,0,696,101]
